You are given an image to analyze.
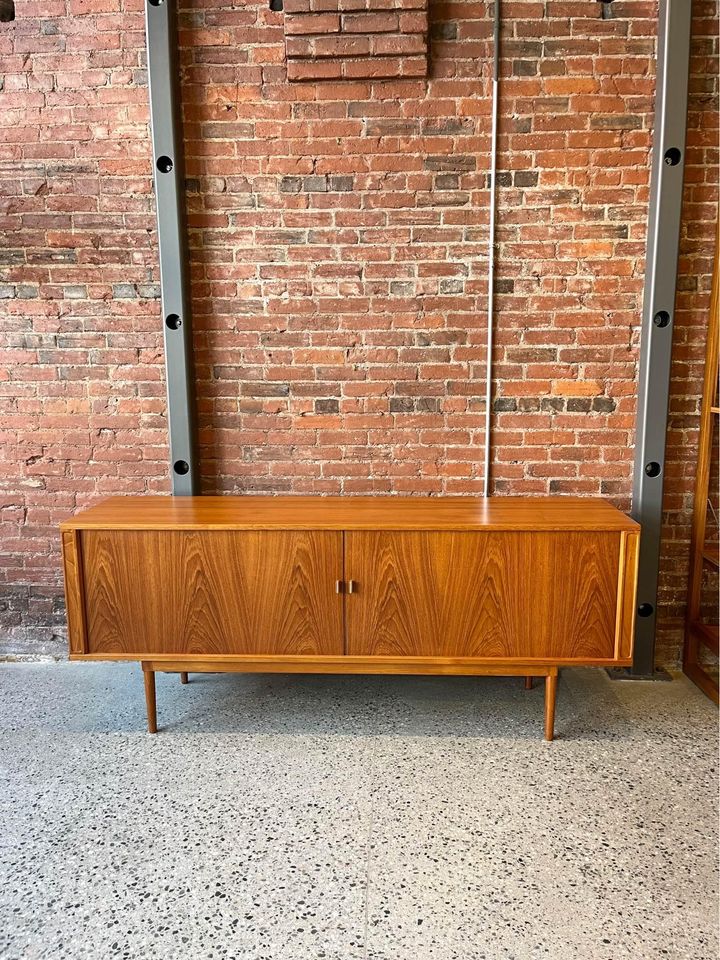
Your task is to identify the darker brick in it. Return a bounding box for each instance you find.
[328,176,354,192]
[315,398,339,413]
[513,60,537,76]
[239,382,291,397]
[431,22,457,40]
[422,119,473,136]
[435,174,460,190]
[280,176,303,193]
[424,155,476,172]
[389,397,415,413]
[302,176,329,193]
[439,279,464,294]
[590,115,643,130]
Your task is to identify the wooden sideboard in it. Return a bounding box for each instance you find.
[60,496,639,740]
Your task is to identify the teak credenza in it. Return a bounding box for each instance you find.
[60,496,640,740]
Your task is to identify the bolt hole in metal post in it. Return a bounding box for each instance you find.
[644,461,661,478]
[156,155,173,173]
[147,0,164,5]
[653,310,671,328]
[165,314,182,330]
[663,147,682,166]
[173,460,190,476]
[638,603,655,618]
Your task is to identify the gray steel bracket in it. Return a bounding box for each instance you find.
[145,0,199,495]
[631,0,692,674]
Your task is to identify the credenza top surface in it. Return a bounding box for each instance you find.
[61,496,639,532]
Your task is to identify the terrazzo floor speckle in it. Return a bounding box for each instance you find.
[0,663,717,960]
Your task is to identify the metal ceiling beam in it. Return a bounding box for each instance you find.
[144,0,199,495]
[630,0,692,675]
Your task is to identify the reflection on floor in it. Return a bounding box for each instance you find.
[0,662,717,960]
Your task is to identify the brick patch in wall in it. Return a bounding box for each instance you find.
[284,0,428,82]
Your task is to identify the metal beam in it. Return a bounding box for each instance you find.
[483,0,501,498]
[631,0,692,675]
[145,0,199,495]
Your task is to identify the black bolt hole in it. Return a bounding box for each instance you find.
[156,155,173,173]
[663,147,681,166]
[653,310,671,328]
[638,603,654,618]
[173,460,190,475]
[166,314,182,330]
[269,0,283,9]
[148,0,165,6]
[0,1,16,23]
[645,461,661,478]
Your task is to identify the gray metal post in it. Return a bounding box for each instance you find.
[631,0,691,675]
[145,0,199,495]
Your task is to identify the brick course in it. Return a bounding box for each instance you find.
[284,0,429,82]
[0,0,717,664]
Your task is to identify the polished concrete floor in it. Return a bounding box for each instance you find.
[0,662,717,960]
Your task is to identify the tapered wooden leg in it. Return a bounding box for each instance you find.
[544,670,558,741]
[180,672,189,685]
[524,676,533,690]
[142,665,157,734]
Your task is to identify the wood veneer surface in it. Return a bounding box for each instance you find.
[345,531,620,659]
[62,495,638,532]
[82,530,343,656]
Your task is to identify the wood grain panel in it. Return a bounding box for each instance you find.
[345,531,621,661]
[61,530,87,655]
[82,530,343,656]
[618,531,639,661]
[61,495,639,533]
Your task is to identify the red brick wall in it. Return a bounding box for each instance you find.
[0,0,717,662]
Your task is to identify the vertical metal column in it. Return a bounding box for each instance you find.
[483,0,501,499]
[631,0,691,675]
[145,0,199,495]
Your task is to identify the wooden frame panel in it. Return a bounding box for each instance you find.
[72,652,628,668]
[344,531,621,661]
[61,530,87,655]
[616,531,640,661]
[81,529,344,658]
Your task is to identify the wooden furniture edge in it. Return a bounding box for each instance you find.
[684,661,720,705]
[59,495,640,533]
[61,530,88,655]
[70,653,632,671]
[615,531,639,661]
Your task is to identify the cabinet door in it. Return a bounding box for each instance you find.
[345,531,621,661]
[82,530,343,657]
